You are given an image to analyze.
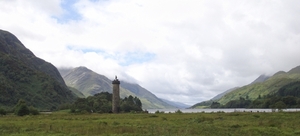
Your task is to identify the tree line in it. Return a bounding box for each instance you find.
[0,92,143,115]
[69,92,143,113]
[0,99,39,116]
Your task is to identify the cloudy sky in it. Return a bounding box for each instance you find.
[1,0,300,105]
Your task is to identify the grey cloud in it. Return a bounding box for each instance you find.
[1,0,300,105]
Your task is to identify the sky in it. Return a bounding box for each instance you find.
[1,0,300,105]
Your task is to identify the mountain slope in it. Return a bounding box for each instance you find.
[190,87,239,109]
[191,74,284,109]
[212,74,269,102]
[120,82,174,109]
[160,98,191,109]
[0,29,77,110]
[59,67,175,109]
[218,65,300,105]
[250,74,271,85]
[211,87,240,101]
[62,67,113,96]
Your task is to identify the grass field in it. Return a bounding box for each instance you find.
[1,111,300,136]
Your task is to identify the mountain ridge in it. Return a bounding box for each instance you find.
[0,29,77,110]
[250,74,271,85]
[191,73,282,108]
[160,98,191,109]
[59,67,175,109]
[217,65,300,105]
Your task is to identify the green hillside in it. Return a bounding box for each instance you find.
[217,66,300,105]
[121,82,174,109]
[68,87,85,98]
[62,67,113,97]
[0,29,77,110]
[190,87,240,109]
[191,75,272,109]
[59,67,175,109]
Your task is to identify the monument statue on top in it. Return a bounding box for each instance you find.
[112,75,120,113]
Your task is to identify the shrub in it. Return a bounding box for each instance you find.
[0,108,6,115]
[70,108,76,113]
[149,114,158,118]
[15,104,30,116]
[29,106,39,115]
[274,101,287,111]
[175,109,183,114]
[154,110,165,114]
[14,99,30,116]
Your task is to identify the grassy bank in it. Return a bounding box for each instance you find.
[1,111,300,136]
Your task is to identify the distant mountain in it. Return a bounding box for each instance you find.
[68,87,85,98]
[211,87,240,101]
[191,74,279,109]
[190,87,239,109]
[160,98,191,109]
[120,82,175,109]
[59,67,175,109]
[288,66,300,74]
[61,67,113,96]
[58,67,73,77]
[189,100,213,109]
[0,29,77,110]
[217,65,300,105]
[250,74,270,85]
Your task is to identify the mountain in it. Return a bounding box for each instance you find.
[0,29,77,110]
[61,67,114,96]
[250,74,270,84]
[120,82,175,109]
[160,98,191,109]
[211,87,240,101]
[191,73,283,109]
[288,66,300,74]
[190,87,239,109]
[211,74,269,102]
[69,87,85,98]
[217,65,300,105]
[59,67,175,109]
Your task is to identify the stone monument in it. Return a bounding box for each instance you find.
[112,76,120,113]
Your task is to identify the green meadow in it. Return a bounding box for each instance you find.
[1,111,300,136]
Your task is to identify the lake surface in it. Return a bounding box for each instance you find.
[146,108,300,113]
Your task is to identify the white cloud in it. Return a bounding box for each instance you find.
[1,0,300,105]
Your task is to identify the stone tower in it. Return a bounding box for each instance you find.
[112,76,120,113]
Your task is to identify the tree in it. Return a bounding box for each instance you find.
[224,98,251,108]
[29,106,39,115]
[282,96,297,107]
[71,93,142,113]
[211,102,221,108]
[16,104,30,116]
[13,99,39,116]
[14,99,30,116]
[72,98,90,113]
[273,101,286,112]
[134,96,142,108]
[120,95,143,112]
[175,109,183,113]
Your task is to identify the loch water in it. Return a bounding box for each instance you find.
[146,108,300,113]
